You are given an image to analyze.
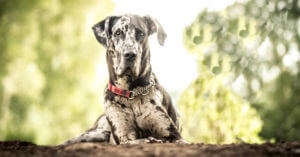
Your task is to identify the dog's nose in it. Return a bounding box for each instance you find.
[124,52,136,60]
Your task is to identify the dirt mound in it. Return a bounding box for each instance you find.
[0,141,299,157]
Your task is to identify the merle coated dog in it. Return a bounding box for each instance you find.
[63,14,186,145]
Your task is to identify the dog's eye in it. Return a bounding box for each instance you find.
[135,29,145,41]
[115,30,121,36]
[139,32,144,37]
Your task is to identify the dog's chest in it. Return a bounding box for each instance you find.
[131,90,165,129]
[132,91,162,113]
[115,88,165,130]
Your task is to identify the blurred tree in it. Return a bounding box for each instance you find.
[0,0,114,145]
[182,0,300,142]
[178,66,262,144]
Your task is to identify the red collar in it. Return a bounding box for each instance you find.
[108,83,132,98]
[108,80,155,99]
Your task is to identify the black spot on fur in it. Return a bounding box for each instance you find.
[116,101,126,108]
[105,89,115,101]
[140,98,144,104]
[90,138,106,143]
[130,70,151,90]
[133,120,145,138]
[164,114,169,119]
[150,99,156,105]
[162,94,167,107]
[164,124,181,142]
[106,117,120,144]
[107,16,120,36]
[167,124,176,133]
[103,130,111,141]
[120,103,126,108]
[80,139,87,142]
[155,106,164,113]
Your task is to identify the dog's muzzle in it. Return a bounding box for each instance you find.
[118,51,137,76]
[123,51,136,62]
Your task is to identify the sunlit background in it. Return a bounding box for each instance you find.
[0,0,299,145]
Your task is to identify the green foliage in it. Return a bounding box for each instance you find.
[182,0,300,142]
[178,68,262,144]
[0,0,114,145]
[178,52,263,143]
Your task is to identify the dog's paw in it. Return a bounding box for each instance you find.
[121,137,163,144]
[147,137,163,143]
[175,138,190,144]
[122,139,148,144]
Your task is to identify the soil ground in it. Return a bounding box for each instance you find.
[0,141,300,157]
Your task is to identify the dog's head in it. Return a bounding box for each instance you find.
[92,14,166,82]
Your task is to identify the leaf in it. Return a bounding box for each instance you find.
[239,29,249,38]
[212,66,222,75]
[193,36,203,44]
[186,28,192,37]
[203,55,212,68]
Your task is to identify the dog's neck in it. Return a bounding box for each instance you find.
[110,69,152,91]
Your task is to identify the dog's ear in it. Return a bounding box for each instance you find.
[92,16,118,47]
[144,15,167,46]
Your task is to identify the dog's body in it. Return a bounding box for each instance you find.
[63,14,184,145]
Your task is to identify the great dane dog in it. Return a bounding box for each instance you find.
[63,14,186,145]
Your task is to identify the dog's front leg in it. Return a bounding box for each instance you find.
[105,102,137,144]
[137,104,182,143]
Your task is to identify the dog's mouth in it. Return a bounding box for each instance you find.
[122,67,132,75]
[119,64,135,76]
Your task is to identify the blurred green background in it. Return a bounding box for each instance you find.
[0,0,114,145]
[0,0,299,145]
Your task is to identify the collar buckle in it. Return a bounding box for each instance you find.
[128,91,136,100]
